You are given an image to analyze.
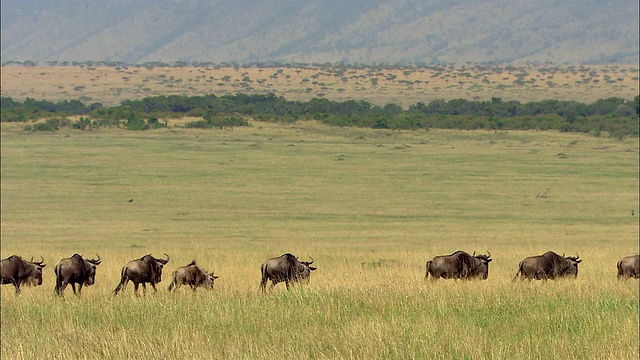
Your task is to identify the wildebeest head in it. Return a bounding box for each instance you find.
[76,254,102,286]
[140,253,170,283]
[471,251,492,279]
[27,256,47,286]
[296,257,317,282]
[203,269,219,289]
[562,254,581,277]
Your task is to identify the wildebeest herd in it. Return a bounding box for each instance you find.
[1,251,638,295]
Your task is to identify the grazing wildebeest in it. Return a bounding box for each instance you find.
[54,254,101,296]
[425,250,492,281]
[513,251,581,281]
[260,253,316,292]
[617,255,639,279]
[168,260,218,292]
[1,256,46,293]
[113,253,170,296]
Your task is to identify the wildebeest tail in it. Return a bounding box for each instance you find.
[512,262,523,281]
[168,271,177,291]
[616,260,623,278]
[425,260,432,280]
[259,263,268,292]
[113,267,128,295]
[54,265,63,295]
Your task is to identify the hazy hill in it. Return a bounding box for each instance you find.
[1,0,638,65]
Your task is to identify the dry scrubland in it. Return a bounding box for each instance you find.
[1,64,638,107]
[1,120,638,359]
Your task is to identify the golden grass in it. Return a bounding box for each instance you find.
[1,121,638,359]
[1,64,638,107]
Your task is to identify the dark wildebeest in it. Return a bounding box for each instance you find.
[260,253,316,292]
[54,254,101,296]
[168,260,218,292]
[425,250,492,281]
[1,256,46,293]
[113,253,170,296]
[513,251,581,281]
[617,255,639,279]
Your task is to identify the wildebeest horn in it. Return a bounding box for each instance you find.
[486,250,491,258]
[308,256,314,265]
[575,253,579,259]
[90,254,101,265]
[157,253,170,264]
[30,256,45,265]
[472,251,476,256]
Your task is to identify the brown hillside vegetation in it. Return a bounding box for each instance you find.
[1,64,638,107]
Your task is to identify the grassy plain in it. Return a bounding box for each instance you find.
[1,64,638,107]
[1,121,638,359]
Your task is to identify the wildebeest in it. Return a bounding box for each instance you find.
[168,260,218,292]
[513,251,581,281]
[54,254,101,296]
[617,255,639,279]
[425,250,492,280]
[260,253,316,291]
[1,256,46,293]
[113,253,170,296]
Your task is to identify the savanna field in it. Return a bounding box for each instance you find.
[1,118,639,359]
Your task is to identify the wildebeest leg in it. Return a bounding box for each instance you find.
[71,283,77,294]
[11,278,21,294]
[150,282,158,293]
[259,278,268,292]
[77,283,84,295]
[141,283,148,295]
[134,283,141,297]
[56,279,69,296]
[540,272,549,281]
[285,280,290,290]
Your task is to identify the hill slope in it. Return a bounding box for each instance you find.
[1,0,638,65]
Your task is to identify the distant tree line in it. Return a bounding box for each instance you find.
[1,94,638,138]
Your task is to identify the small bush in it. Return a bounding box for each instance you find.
[124,115,149,130]
[73,116,91,130]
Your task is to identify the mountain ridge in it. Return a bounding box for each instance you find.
[1,0,638,65]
